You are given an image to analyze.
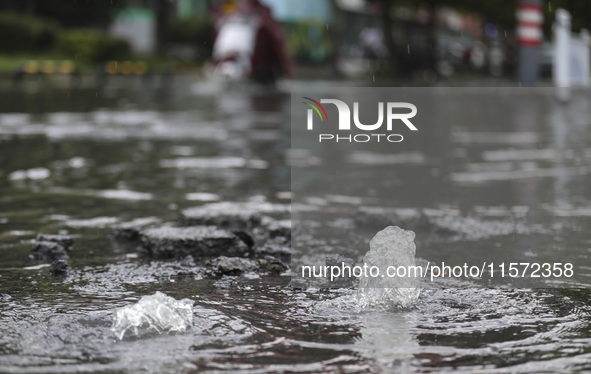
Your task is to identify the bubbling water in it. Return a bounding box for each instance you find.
[357,226,421,310]
[111,291,194,340]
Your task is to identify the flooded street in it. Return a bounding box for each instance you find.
[1,78,591,372]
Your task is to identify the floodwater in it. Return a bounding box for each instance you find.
[1,77,591,373]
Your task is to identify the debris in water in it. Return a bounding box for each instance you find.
[258,255,289,275]
[31,233,73,261]
[209,256,258,275]
[31,241,69,261]
[49,259,70,277]
[140,226,249,258]
[180,202,263,230]
[254,238,291,263]
[111,291,194,340]
[36,234,74,250]
[208,255,289,276]
[357,226,420,309]
[109,217,161,242]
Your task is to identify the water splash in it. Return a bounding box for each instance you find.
[357,226,420,310]
[112,291,194,340]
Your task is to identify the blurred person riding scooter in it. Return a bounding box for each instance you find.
[211,0,294,85]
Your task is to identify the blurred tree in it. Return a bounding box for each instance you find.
[541,0,591,33]
[0,0,185,56]
[155,0,175,55]
[0,0,129,28]
[368,0,525,75]
[368,0,438,72]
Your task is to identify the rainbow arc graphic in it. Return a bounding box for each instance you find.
[302,97,328,122]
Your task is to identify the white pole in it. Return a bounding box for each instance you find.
[580,29,590,87]
[554,9,571,101]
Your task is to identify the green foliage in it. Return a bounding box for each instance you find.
[0,12,59,53]
[57,29,130,62]
[284,19,332,62]
[0,11,131,62]
[168,15,211,44]
[0,0,121,28]
[543,0,591,33]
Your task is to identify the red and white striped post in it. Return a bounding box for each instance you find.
[516,0,544,85]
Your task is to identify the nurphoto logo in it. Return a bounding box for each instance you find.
[302,97,418,143]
